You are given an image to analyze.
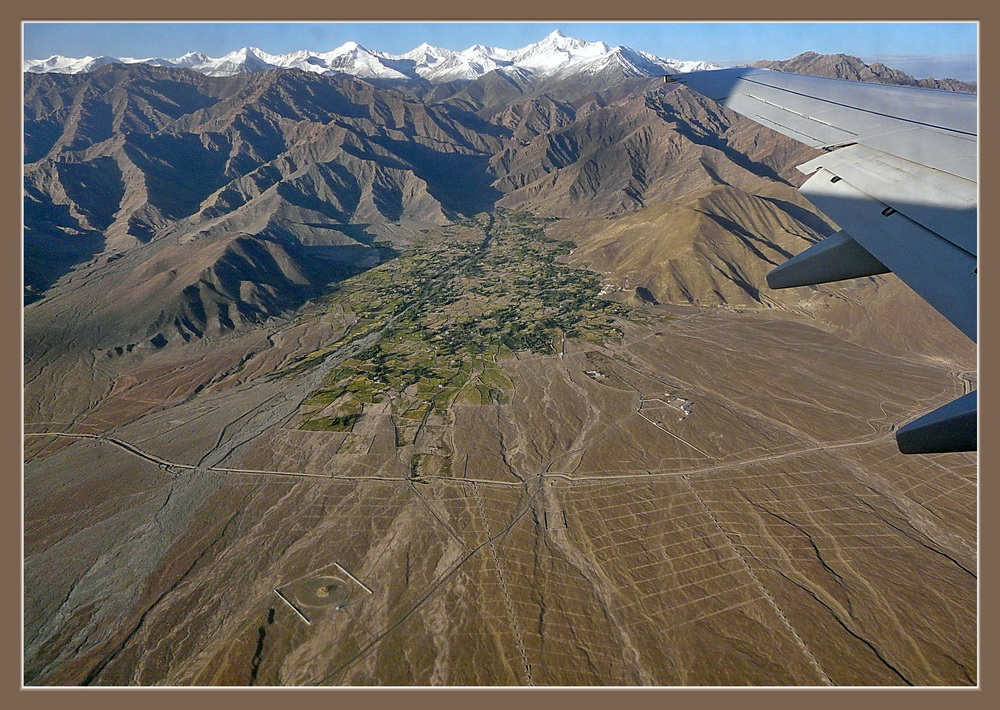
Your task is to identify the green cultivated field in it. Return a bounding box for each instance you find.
[285,210,629,432]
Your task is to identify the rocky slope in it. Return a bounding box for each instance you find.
[551,183,830,306]
[550,183,973,361]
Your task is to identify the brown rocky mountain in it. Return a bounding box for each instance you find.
[25,64,505,255]
[25,64,510,356]
[492,81,820,217]
[25,57,973,360]
[751,51,976,93]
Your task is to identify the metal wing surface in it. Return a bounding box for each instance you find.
[676,68,977,454]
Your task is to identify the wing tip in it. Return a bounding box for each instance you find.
[896,391,977,455]
[766,230,890,289]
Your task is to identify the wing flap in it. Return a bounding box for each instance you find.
[798,145,977,255]
[799,167,977,340]
[848,128,977,183]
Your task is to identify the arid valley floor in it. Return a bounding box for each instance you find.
[24,212,976,686]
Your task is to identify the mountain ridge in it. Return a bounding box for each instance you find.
[24,30,721,85]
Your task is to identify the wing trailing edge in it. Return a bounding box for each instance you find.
[796,164,977,341]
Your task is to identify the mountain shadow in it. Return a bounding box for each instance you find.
[367,136,502,215]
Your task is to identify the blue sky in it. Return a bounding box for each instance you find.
[23,21,978,80]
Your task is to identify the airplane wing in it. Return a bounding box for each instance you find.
[676,68,977,454]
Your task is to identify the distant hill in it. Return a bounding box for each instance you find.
[750,51,976,93]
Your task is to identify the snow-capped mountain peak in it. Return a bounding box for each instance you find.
[510,31,611,72]
[23,31,721,83]
[403,42,438,56]
[24,54,119,74]
[202,46,273,76]
[534,29,595,50]
[331,41,365,55]
[397,43,450,67]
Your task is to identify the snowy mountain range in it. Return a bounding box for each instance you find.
[23,30,720,83]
